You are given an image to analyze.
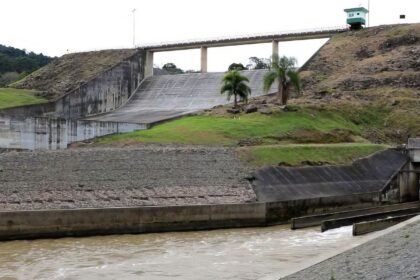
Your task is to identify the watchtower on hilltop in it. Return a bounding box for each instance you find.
[344,7,369,30]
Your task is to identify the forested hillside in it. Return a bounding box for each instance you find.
[0,44,52,86]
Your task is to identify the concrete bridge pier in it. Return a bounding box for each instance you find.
[201,47,208,73]
[145,51,154,78]
[272,40,279,57]
[400,139,420,202]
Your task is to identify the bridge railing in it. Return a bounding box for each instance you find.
[137,25,348,49]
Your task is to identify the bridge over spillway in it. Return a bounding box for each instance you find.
[87,70,271,124]
[88,26,348,125]
[139,26,347,76]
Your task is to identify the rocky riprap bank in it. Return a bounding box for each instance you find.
[0,146,256,210]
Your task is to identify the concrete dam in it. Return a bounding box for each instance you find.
[0,69,270,149]
[0,26,348,150]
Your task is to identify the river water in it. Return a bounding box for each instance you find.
[0,225,370,280]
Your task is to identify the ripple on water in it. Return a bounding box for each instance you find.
[0,225,370,280]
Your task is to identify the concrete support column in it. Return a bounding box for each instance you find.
[399,169,410,202]
[200,47,208,73]
[408,163,420,200]
[272,40,279,57]
[399,162,420,202]
[145,51,154,78]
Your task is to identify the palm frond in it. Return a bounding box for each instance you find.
[263,71,277,93]
[287,71,302,93]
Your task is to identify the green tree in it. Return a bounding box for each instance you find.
[162,62,184,74]
[247,57,269,70]
[221,70,251,108]
[263,54,301,105]
[228,63,246,71]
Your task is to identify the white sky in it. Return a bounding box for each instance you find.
[1,0,419,71]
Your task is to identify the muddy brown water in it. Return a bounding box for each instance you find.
[0,225,372,280]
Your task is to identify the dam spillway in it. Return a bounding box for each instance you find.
[87,70,271,124]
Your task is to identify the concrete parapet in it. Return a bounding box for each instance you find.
[0,203,266,241]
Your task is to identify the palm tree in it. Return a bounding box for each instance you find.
[263,54,301,105]
[221,70,251,108]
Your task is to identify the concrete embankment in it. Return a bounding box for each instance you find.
[252,149,408,202]
[283,216,420,279]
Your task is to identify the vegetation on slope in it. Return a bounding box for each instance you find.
[89,107,384,167]
[0,88,47,109]
[237,143,387,167]
[0,44,52,87]
[297,23,420,142]
[94,108,360,146]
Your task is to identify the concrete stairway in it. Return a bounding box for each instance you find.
[87,70,271,124]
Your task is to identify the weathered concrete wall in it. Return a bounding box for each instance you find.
[266,192,381,224]
[0,203,267,241]
[0,102,56,118]
[0,49,146,120]
[0,193,389,240]
[54,50,146,119]
[352,214,417,235]
[0,116,147,150]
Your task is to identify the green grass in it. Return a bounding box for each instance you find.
[0,88,47,109]
[96,108,361,146]
[238,143,388,167]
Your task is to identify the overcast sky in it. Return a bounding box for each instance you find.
[1,0,419,71]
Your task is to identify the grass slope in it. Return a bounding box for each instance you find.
[96,109,360,146]
[0,88,47,109]
[238,143,388,167]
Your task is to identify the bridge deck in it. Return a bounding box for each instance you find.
[87,70,272,124]
[140,26,347,52]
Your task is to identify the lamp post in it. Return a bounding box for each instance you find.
[368,0,370,27]
[132,8,136,47]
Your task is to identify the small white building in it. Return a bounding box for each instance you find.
[344,7,369,29]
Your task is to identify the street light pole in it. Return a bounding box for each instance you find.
[368,0,370,27]
[132,8,136,47]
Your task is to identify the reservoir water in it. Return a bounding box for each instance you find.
[0,225,370,280]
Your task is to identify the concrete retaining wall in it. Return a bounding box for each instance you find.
[0,116,147,149]
[352,214,417,235]
[0,203,267,241]
[54,50,146,119]
[0,192,397,240]
[266,192,381,224]
[0,49,146,120]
